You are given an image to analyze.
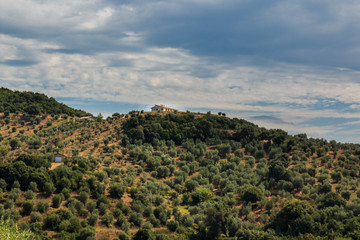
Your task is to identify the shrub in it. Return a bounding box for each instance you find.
[0,218,40,240]
[99,203,108,216]
[88,211,99,226]
[242,186,263,203]
[29,182,39,192]
[44,182,55,197]
[129,212,143,227]
[317,192,347,209]
[36,200,49,213]
[21,200,34,216]
[52,194,63,208]
[118,232,130,240]
[30,211,43,223]
[271,199,314,234]
[79,191,89,204]
[109,183,126,199]
[23,190,35,200]
[166,220,179,232]
[86,202,97,213]
[133,229,154,240]
[102,214,114,227]
[77,226,96,240]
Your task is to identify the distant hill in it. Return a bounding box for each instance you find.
[0,87,88,116]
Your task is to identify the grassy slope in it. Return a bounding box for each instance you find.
[0,218,40,240]
[0,111,360,239]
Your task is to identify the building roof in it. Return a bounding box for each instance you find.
[54,153,66,157]
[79,116,95,119]
[153,104,177,110]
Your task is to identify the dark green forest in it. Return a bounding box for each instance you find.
[0,89,360,239]
[0,87,88,117]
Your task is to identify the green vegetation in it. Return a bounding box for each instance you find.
[0,218,42,240]
[0,87,88,116]
[1,90,360,239]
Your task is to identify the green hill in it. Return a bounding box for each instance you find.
[0,92,360,239]
[0,87,88,116]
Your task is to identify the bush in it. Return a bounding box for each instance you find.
[99,203,108,216]
[23,190,35,200]
[36,200,49,213]
[109,183,126,199]
[44,182,55,197]
[52,194,63,208]
[102,214,114,227]
[30,211,43,223]
[271,199,314,234]
[86,202,97,213]
[29,182,39,192]
[317,192,346,209]
[182,214,194,227]
[88,211,99,226]
[21,200,34,216]
[129,212,143,227]
[0,218,40,240]
[166,220,179,232]
[118,232,130,240]
[77,226,96,240]
[133,229,154,240]
[185,180,199,192]
[79,191,89,204]
[242,186,263,203]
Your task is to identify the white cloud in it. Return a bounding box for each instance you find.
[76,7,114,30]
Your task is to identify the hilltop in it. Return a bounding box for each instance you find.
[0,87,88,117]
[0,89,360,239]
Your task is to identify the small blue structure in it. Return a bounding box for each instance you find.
[54,153,66,163]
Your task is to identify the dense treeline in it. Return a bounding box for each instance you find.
[0,87,88,116]
[1,105,360,239]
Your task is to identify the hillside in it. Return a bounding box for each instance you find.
[0,95,360,239]
[0,87,88,117]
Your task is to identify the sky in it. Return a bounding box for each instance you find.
[1,0,360,143]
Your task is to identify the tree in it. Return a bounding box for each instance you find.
[166,220,179,232]
[36,200,49,213]
[270,199,314,235]
[242,186,263,203]
[9,138,20,150]
[21,200,34,216]
[77,226,96,240]
[185,180,199,192]
[25,104,41,115]
[317,192,346,209]
[52,194,63,208]
[118,232,130,240]
[129,212,143,227]
[133,229,154,240]
[78,191,89,204]
[87,211,99,226]
[109,183,126,199]
[30,211,43,223]
[23,190,35,200]
[96,113,103,122]
[204,206,226,240]
[44,182,55,197]
[102,214,114,227]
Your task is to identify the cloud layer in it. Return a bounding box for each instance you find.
[0,0,360,142]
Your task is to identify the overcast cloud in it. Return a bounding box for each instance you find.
[0,0,360,143]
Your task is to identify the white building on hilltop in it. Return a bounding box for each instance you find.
[151,104,177,112]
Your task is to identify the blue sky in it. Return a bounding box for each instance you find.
[1,0,360,143]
